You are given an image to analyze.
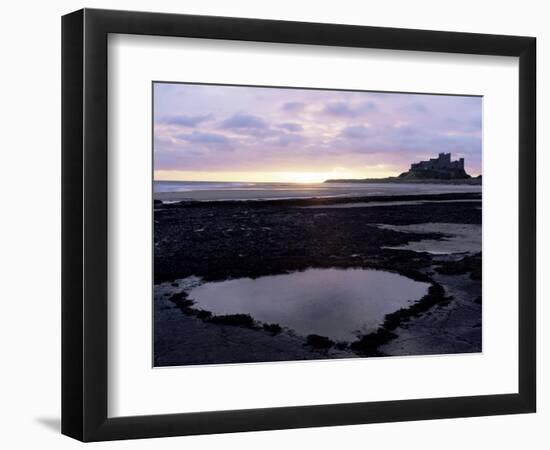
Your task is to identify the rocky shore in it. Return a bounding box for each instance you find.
[154,192,482,366]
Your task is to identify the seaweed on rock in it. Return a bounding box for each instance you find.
[434,253,482,280]
[350,282,452,355]
[306,334,335,349]
[209,313,257,329]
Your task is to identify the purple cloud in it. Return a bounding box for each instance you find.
[323,101,357,117]
[177,131,230,145]
[268,133,305,147]
[358,101,379,113]
[159,114,211,127]
[221,114,268,130]
[400,102,429,114]
[278,122,303,132]
[322,100,378,117]
[340,125,377,139]
[281,101,305,112]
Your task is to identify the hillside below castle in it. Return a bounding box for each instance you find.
[325,153,481,184]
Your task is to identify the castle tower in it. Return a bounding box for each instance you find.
[439,153,451,165]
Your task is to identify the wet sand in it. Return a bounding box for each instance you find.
[301,199,481,209]
[378,223,482,255]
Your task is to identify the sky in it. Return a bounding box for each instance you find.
[153,83,482,183]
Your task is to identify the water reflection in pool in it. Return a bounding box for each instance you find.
[187,268,430,341]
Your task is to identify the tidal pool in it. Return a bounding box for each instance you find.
[186,268,430,341]
[378,223,482,255]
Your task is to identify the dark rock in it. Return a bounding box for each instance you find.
[350,282,451,355]
[263,323,283,335]
[169,292,195,310]
[195,309,213,320]
[350,329,397,355]
[209,313,257,329]
[154,193,482,284]
[306,334,335,349]
[435,253,481,280]
[335,342,349,351]
[384,283,450,329]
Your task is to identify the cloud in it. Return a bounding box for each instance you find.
[339,125,376,139]
[278,122,303,132]
[177,131,230,145]
[358,101,379,113]
[323,102,357,117]
[322,100,378,117]
[392,125,418,137]
[281,101,305,112]
[267,133,305,147]
[400,102,429,114]
[221,114,268,130]
[159,114,211,127]
[442,116,482,133]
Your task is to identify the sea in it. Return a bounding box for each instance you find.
[154,180,481,202]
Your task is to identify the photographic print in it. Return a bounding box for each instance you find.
[153,82,482,367]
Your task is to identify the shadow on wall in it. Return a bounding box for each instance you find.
[35,417,60,433]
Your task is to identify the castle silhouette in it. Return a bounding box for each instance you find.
[398,153,470,179]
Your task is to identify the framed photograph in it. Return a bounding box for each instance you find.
[62,8,536,441]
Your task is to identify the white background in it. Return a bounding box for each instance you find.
[109,35,518,417]
[0,0,547,448]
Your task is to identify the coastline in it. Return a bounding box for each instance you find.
[324,177,482,185]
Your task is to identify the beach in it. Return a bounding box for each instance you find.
[154,183,482,366]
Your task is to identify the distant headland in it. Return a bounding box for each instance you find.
[325,153,482,184]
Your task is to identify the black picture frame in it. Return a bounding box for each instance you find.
[62,8,536,442]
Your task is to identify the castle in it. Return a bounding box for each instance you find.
[398,153,470,179]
